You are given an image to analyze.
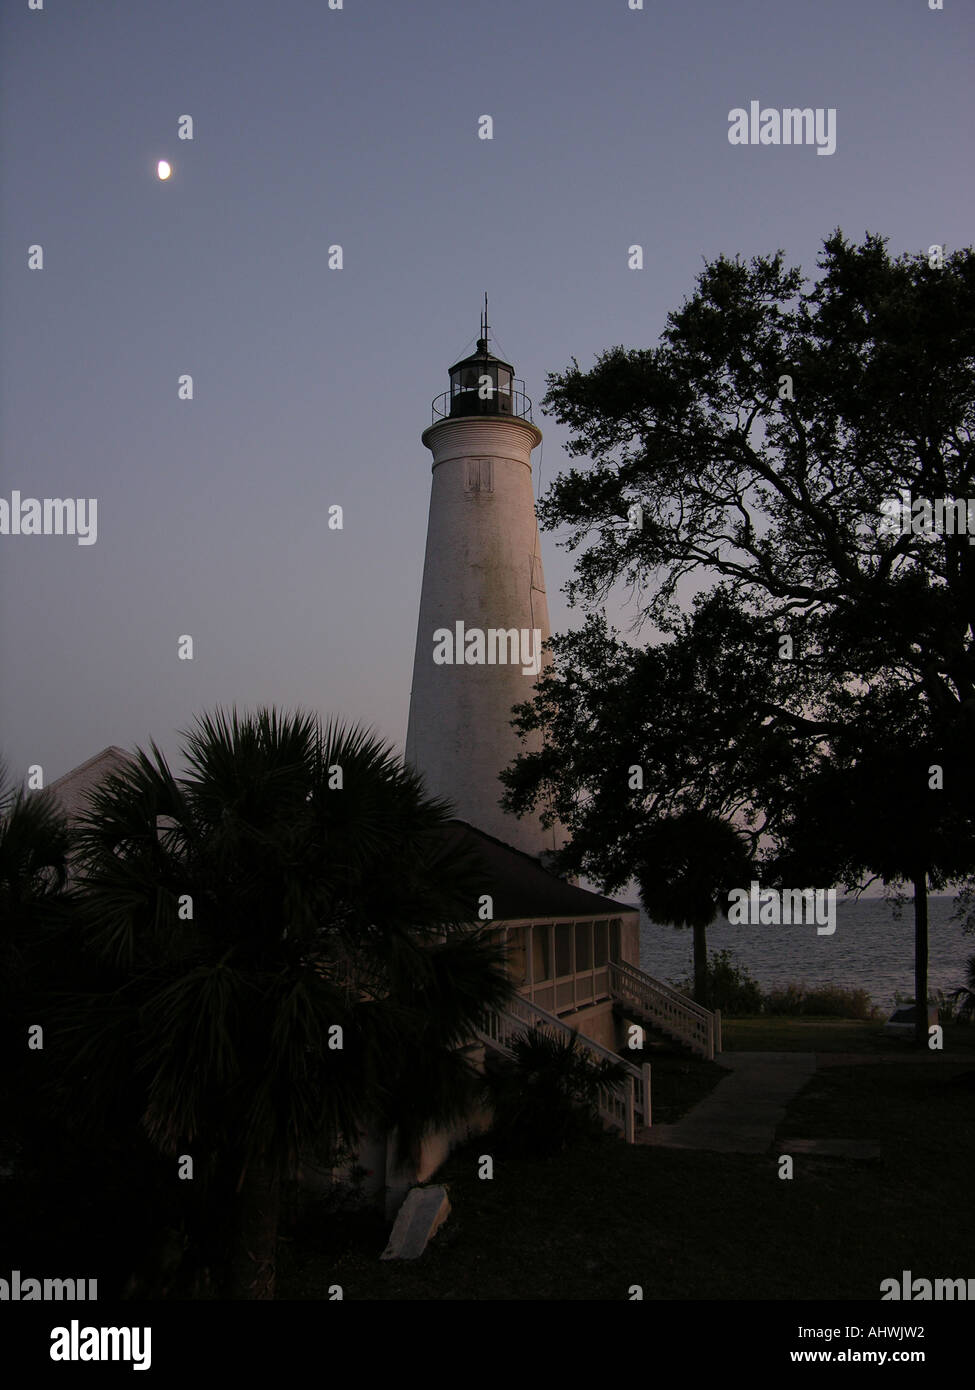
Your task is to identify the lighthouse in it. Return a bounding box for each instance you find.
[405,305,558,858]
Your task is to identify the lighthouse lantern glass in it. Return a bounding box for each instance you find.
[448,363,511,402]
[440,337,527,421]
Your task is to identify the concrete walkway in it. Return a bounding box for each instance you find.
[638,1051,817,1154]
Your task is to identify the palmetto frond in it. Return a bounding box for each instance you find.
[0,769,71,912]
[0,763,72,997]
[64,706,513,1186]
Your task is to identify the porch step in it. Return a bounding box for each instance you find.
[612,1001,703,1056]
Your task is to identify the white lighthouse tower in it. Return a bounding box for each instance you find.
[406,305,558,858]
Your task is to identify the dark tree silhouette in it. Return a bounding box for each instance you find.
[61,709,512,1298]
[634,810,753,1006]
[501,232,975,1025]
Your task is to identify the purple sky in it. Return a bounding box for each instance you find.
[2,0,973,790]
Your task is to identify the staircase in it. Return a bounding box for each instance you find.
[609,959,720,1060]
[478,994,651,1141]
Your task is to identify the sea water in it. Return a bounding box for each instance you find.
[639,895,973,1011]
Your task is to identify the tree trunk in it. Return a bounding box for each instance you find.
[693,922,708,1007]
[913,870,929,1050]
[229,1160,281,1300]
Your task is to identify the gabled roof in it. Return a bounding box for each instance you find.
[442,820,636,921]
[46,745,132,822]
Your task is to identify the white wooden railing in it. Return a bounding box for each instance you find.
[478,993,651,1140]
[609,959,720,1060]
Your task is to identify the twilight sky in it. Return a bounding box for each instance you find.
[1,0,972,790]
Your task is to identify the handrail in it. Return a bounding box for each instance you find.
[611,958,713,1021]
[609,960,718,1060]
[506,993,639,1073]
[431,388,535,424]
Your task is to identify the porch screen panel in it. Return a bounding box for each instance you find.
[575,921,592,970]
[554,923,573,978]
[506,927,527,988]
[593,919,609,996]
[532,924,552,981]
[532,924,554,1010]
[573,921,594,1003]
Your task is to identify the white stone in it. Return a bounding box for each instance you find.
[380,1185,451,1260]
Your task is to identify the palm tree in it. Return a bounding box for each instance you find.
[63,708,513,1298]
[635,810,753,1007]
[0,763,71,1008]
[0,764,72,1176]
[767,707,975,1047]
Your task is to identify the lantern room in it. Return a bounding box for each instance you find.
[429,300,535,424]
[446,338,516,417]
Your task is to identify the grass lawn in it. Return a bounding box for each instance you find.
[722,1015,975,1053]
[278,1021,975,1300]
[633,1047,729,1123]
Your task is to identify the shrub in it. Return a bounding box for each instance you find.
[764,982,878,1019]
[484,1027,628,1157]
[932,990,959,1025]
[949,954,975,1024]
[673,950,764,1016]
[674,953,882,1019]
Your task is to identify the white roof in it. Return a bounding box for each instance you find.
[45,746,133,823]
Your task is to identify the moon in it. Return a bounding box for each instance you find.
[157,160,172,180]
